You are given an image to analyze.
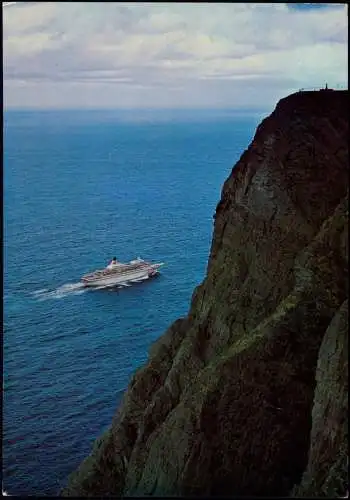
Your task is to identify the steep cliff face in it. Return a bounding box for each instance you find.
[63,90,348,497]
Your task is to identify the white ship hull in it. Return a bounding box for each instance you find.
[81,260,164,288]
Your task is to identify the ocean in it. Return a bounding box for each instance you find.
[3,108,260,495]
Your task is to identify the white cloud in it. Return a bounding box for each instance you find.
[3,2,58,35]
[3,2,348,109]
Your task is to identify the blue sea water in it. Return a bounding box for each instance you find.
[3,109,260,495]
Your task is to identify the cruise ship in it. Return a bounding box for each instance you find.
[81,257,164,288]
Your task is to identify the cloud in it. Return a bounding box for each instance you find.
[3,2,348,109]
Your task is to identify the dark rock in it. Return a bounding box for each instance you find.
[62,90,348,497]
[293,299,348,497]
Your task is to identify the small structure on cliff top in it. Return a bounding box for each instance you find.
[298,83,340,92]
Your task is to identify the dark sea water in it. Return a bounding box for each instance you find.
[3,109,261,495]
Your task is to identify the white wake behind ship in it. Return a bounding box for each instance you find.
[81,257,164,288]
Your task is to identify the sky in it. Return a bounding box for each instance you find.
[2,2,348,110]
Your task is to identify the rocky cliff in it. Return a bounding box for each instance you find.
[63,89,348,497]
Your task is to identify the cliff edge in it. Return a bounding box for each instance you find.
[63,90,348,497]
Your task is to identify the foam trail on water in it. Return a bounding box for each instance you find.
[32,288,49,296]
[31,273,154,300]
[32,283,86,301]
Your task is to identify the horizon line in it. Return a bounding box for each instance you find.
[3,106,269,112]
